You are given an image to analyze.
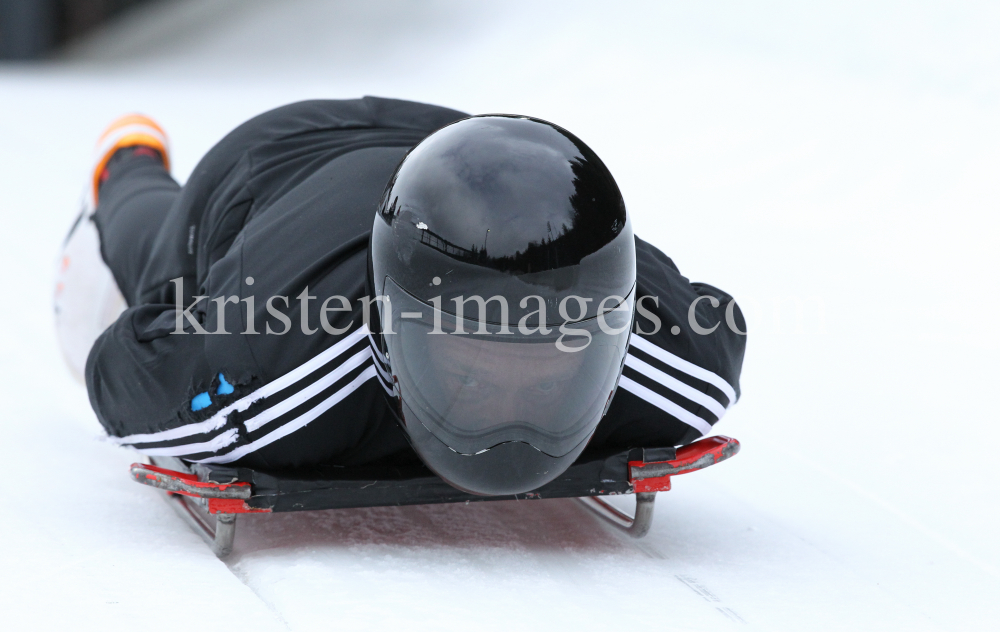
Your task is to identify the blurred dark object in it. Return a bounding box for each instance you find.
[0,0,158,60]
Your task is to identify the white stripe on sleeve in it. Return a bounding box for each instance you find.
[624,354,727,420]
[193,365,378,465]
[243,348,371,432]
[130,428,239,458]
[617,375,714,435]
[629,335,737,406]
[111,415,227,447]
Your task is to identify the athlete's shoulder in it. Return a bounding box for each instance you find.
[634,236,681,275]
[230,97,469,143]
[358,96,469,132]
[190,98,468,185]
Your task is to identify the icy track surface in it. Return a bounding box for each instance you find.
[1,1,998,630]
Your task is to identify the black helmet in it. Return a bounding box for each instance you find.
[371,115,636,495]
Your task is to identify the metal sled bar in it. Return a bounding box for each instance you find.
[162,491,238,558]
[577,492,657,538]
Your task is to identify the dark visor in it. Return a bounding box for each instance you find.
[381,278,634,457]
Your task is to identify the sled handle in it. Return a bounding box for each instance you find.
[628,435,740,493]
[130,463,251,500]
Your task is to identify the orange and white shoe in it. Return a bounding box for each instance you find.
[88,113,171,210]
[54,114,171,384]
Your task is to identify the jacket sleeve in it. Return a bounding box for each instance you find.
[85,303,242,458]
[593,236,747,449]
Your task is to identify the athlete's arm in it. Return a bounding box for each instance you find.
[592,236,746,448]
[85,301,242,459]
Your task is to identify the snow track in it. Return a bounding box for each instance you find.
[1,1,998,629]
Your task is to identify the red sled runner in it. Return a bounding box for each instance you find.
[130,435,740,557]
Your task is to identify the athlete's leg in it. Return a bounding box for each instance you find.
[54,115,176,382]
[94,146,180,306]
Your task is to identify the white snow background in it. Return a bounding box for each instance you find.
[1,1,998,630]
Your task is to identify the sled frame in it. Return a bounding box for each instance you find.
[576,492,657,538]
[132,436,740,558]
[134,456,249,557]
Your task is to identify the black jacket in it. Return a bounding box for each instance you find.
[86,97,746,470]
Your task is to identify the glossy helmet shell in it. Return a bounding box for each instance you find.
[371,114,636,495]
